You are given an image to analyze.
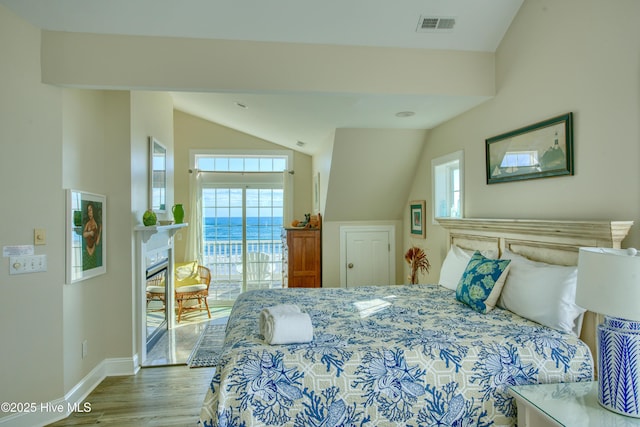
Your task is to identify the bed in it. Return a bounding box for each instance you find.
[199,218,633,427]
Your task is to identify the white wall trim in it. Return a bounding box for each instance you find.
[431,149,464,224]
[0,356,137,427]
[339,224,396,287]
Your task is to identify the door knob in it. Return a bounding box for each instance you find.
[348,263,354,269]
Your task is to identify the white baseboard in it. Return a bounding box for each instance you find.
[0,355,138,427]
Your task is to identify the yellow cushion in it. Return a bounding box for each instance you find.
[175,261,201,288]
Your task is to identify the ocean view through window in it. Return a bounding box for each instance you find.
[193,151,291,303]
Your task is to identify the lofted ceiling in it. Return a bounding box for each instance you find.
[0,0,523,155]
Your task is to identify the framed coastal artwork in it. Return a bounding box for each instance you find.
[66,189,106,284]
[410,200,426,238]
[485,112,573,184]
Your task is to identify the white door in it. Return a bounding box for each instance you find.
[341,226,394,287]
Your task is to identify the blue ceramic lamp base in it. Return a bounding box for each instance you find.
[598,316,640,417]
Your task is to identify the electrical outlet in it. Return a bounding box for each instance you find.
[82,340,88,359]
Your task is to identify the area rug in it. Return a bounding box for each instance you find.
[188,323,227,368]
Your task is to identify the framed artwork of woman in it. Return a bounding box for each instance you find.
[67,189,106,283]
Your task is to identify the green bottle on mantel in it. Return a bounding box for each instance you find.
[172,204,185,224]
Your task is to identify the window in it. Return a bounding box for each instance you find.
[194,152,288,172]
[190,150,292,303]
[432,150,463,223]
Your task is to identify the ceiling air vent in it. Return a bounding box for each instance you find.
[416,15,456,32]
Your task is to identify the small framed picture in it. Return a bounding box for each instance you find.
[410,200,426,238]
[67,189,106,284]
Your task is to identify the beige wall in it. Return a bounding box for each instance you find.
[0,6,177,422]
[173,110,313,262]
[407,0,640,283]
[325,129,427,221]
[61,89,134,389]
[41,31,494,98]
[130,91,176,225]
[0,5,65,410]
[129,90,175,359]
[321,128,428,286]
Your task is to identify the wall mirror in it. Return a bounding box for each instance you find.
[149,137,167,213]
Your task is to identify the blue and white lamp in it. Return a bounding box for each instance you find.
[576,247,640,417]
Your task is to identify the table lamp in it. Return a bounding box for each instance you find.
[576,247,640,417]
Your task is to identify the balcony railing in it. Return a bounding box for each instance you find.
[202,239,283,302]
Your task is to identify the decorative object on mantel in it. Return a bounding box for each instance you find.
[405,246,431,285]
[576,247,640,418]
[73,210,82,227]
[142,209,157,226]
[485,112,573,184]
[172,203,185,224]
[290,213,321,229]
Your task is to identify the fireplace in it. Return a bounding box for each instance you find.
[146,257,168,280]
[134,223,187,366]
[145,254,169,350]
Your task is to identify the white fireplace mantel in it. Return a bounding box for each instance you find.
[134,223,187,365]
[134,223,188,243]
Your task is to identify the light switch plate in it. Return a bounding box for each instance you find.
[35,228,46,245]
[9,254,47,274]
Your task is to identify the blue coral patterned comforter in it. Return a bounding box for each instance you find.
[198,284,593,426]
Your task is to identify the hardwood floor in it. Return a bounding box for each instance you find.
[46,305,230,426]
[47,365,215,426]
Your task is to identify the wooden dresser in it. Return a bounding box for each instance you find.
[281,226,321,288]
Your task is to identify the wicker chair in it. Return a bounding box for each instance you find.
[175,265,212,323]
[145,274,166,311]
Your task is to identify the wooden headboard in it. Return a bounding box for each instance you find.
[436,218,633,363]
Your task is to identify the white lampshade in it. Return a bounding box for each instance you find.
[576,247,640,321]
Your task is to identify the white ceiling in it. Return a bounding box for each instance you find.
[0,0,523,154]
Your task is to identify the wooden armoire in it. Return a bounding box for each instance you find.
[281,216,321,288]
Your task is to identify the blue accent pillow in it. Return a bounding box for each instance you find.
[456,252,511,314]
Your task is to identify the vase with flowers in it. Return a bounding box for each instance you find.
[405,246,431,284]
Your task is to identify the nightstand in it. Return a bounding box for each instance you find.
[509,382,640,426]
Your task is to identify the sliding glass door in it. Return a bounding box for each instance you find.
[192,151,291,304]
[202,185,283,304]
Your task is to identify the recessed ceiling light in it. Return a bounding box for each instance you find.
[235,102,248,109]
[395,111,415,118]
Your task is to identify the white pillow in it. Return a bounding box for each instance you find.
[498,250,586,335]
[439,245,498,291]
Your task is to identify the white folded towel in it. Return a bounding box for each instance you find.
[261,306,313,345]
[259,304,301,336]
